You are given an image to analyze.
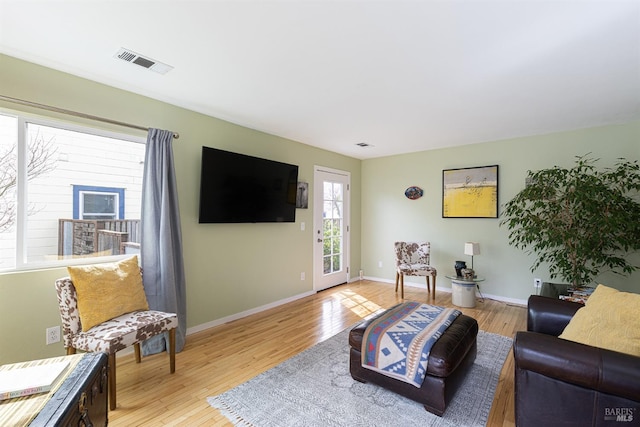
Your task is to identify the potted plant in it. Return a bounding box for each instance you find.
[501,154,640,289]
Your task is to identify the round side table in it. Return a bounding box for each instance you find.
[446,275,484,308]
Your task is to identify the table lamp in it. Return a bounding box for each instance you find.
[464,242,480,270]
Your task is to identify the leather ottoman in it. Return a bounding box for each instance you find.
[349,305,478,416]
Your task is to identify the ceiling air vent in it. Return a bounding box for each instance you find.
[114,48,173,75]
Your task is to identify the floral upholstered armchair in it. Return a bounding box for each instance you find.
[394,241,437,300]
[55,257,177,410]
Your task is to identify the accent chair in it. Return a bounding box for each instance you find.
[394,241,437,300]
[55,268,177,410]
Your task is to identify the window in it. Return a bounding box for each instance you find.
[73,185,125,220]
[0,111,145,271]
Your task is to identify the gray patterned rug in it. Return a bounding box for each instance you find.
[208,328,512,426]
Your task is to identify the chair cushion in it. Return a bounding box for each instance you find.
[70,310,178,353]
[559,284,640,357]
[398,263,437,276]
[67,256,149,331]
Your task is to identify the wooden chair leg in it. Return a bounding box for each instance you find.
[395,272,399,292]
[431,275,436,301]
[134,343,142,363]
[66,347,76,355]
[168,328,176,374]
[425,276,431,294]
[108,353,116,410]
[400,274,405,299]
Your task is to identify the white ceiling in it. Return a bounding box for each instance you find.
[1,1,639,159]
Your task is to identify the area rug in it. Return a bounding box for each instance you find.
[208,328,512,427]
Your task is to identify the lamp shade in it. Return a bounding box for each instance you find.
[464,242,480,256]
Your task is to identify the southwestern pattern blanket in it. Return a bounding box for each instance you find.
[361,302,461,387]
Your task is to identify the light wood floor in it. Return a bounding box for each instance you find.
[109,280,527,426]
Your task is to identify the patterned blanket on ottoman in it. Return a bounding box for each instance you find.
[361,301,461,387]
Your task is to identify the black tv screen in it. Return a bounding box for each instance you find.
[199,146,299,223]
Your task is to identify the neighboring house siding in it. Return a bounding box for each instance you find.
[0,118,144,269]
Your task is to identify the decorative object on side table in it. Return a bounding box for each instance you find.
[461,268,475,280]
[454,260,467,277]
[559,286,595,304]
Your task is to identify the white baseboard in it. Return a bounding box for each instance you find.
[118,279,523,358]
[186,290,317,336]
[118,289,318,357]
[185,276,525,339]
[359,276,527,306]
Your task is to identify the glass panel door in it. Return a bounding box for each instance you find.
[314,166,350,291]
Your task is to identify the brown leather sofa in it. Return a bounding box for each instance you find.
[513,295,640,427]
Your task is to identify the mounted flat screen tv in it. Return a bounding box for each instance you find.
[199,146,299,223]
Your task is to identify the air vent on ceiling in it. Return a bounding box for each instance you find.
[356,142,373,147]
[114,48,173,75]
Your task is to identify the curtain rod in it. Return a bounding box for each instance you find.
[0,94,179,139]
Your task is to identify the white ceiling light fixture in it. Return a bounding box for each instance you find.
[114,48,173,75]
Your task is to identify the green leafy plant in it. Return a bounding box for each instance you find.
[501,155,640,287]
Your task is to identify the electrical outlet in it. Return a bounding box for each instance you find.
[300,272,305,281]
[378,261,383,268]
[533,278,542,288]
[46,326,60,345]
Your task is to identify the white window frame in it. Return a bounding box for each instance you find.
[0,108,145,272]
[80,191,120,220]
[73,185,126,220]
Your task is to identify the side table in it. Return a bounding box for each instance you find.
[446,275,484,308]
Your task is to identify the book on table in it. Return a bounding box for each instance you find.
[0,361,70,400]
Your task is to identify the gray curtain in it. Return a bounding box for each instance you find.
[140,128,186,354]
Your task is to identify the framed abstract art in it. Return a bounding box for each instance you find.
[442,165,499,218]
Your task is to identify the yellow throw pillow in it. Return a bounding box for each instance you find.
[559,284,640,357]
[68,256,149,331]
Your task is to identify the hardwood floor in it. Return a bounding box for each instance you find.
[109,280,526,426]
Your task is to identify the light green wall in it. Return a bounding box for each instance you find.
[361,122,640,300]
[0,54,361,364]
[1,53,638,365]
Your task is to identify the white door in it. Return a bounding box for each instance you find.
[313,166,350,291]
